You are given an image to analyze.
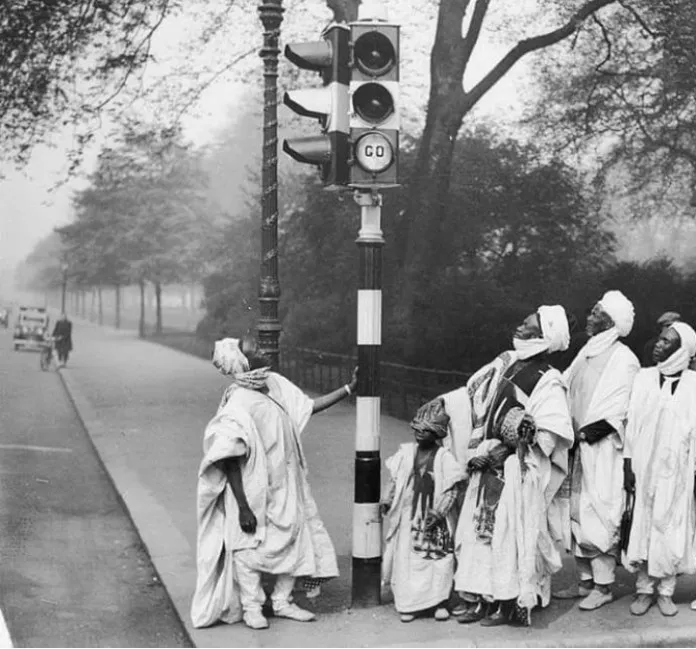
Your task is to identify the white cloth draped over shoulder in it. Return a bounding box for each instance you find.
[383,443,465,612]
[450,352,574,608]
[624,368,696,577]
[440,351,516,471]
[562,341,640,555]
[190,372,338,628]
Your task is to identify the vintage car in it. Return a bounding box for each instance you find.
[13,306,50,351]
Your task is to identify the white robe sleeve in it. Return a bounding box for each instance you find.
[270,373,314,434]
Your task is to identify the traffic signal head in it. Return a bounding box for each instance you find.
[282,25,350,189]
[349,22,400,189]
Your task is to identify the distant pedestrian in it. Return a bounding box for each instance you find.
[381,398,466,623]
[555,290,640,611]
[623,321,696,617]
[642,311,681,367]
[52,313,73,367]
[191,336,357,630]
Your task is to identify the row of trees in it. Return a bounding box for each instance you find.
[16,125,215,337]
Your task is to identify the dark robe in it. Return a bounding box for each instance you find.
[52,319,73,354]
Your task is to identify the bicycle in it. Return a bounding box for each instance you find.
[39,336,57,372]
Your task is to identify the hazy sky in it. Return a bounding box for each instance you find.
[0,0,536,274]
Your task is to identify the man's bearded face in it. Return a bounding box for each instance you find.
[514,312,542,340]
[652,327,681,364]
[585,304,614,337]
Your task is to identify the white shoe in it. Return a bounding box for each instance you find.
[434,607,450,621]
[273,602,316,622]
[243,610,269,629]
[579,589,614,611]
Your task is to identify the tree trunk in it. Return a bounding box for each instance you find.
[326,0,360,22]
[155,281,163,335]
[139,279,146,339]
[396,92,468,359]
[115,283,121,329]
[98,286,103,325]
[90,288,96,321]
[80,290,87,319]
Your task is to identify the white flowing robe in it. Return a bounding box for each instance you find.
[190,373,338,628]
[383,443,465,613]
[624,368,696,578]
[452,359,574,608]
[563,342,639,557]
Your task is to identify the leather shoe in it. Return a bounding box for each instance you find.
[553,584,592,600]
[629,594,653,616]
[657,595,678,617]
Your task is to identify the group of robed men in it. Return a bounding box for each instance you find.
[189,290,696,631]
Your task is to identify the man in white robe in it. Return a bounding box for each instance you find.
[556,290,640,611]
[191,336,357,630]
[450,305,575,626]
[623,321,696,617]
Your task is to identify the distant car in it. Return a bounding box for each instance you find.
[13,306,50,351]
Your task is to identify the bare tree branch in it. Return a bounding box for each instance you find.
[463,0,619,110]
[460,0,492,72]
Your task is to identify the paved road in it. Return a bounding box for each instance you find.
[0,327,191,647]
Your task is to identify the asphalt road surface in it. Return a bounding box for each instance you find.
[0,328,191,648]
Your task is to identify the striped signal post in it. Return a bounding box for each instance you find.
[352,188,383,608]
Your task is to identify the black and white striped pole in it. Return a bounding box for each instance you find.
[352,188,383,608]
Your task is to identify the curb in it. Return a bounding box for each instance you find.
[56,365,201,648]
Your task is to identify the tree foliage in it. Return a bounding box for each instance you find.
[528,1,696,209]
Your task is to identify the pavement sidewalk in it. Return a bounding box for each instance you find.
[57,319,696,647]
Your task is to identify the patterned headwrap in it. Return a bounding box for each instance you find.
[410,398,450,439]
[212,337,270,390]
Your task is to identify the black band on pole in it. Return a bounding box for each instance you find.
[352,557,382,608]
[354,456,381,503]
[358,242,383,290]
[357,345,380,396]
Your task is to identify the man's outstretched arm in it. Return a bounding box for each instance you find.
[312,367,359,414]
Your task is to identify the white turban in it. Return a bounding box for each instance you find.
[673,322,696,357]
[658,321,696,376]
[538,305,570,353]
[212,337,249,376]
[598,290,635,337]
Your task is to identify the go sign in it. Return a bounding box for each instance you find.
[354,131,394,173]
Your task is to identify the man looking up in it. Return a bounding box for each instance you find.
[452,305,574,627]
[556,290,640,611]
[191,336,357,630]
[624,321,696,617]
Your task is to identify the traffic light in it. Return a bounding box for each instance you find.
[348,21,399,188]
[282,24,350,189]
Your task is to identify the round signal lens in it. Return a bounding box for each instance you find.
[353,31,396,77]
[352,83,394,124]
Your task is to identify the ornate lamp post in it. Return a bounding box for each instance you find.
[257,0,284,371]
[60,261,69,314]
